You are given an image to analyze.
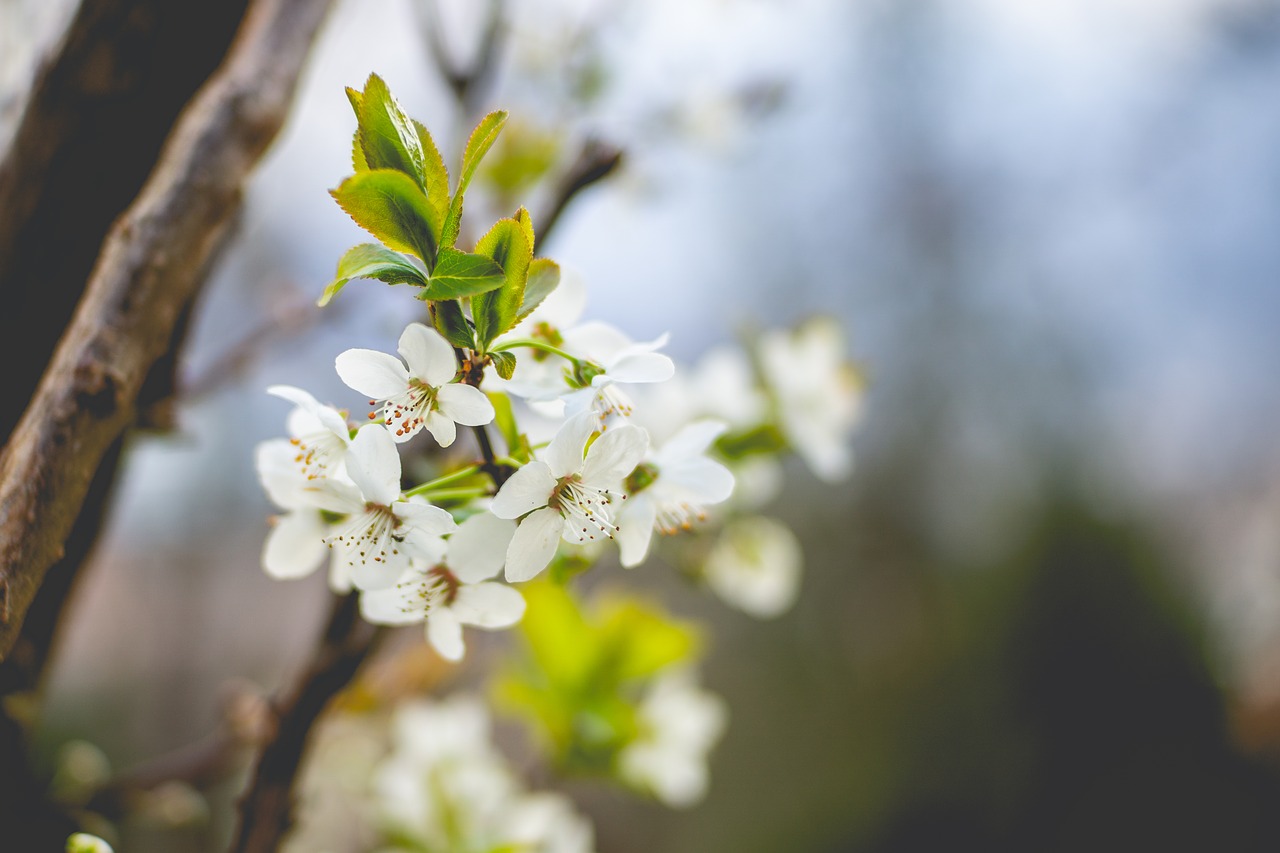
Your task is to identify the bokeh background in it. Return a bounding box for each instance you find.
[7,0,1280,849]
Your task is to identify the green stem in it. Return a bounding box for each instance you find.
[403,464,482,497]
[490,337,580,363]
[412,487,489,503]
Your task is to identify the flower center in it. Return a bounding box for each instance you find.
[325,503,404,570]
[548,475,620,543]
[288,430,346,480]
[655,500,709,536]
[373,379,440,438]
[395,565,459,616]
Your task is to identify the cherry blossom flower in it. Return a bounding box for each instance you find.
[300,425,456,590]
[266,385,352,480]
[255,439,351,591]
[360,513,524,661]
[376,696,596,853]
[616,420,735,568]
[491,413,648,582]
[558,322,675,428]
[335,322,494,446]
[618,670,727,808]
[703,515,802,618]
[759,317,863,482]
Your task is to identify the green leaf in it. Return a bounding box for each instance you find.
[354,73,426,190]
[414,119,450,245]
[441,110,509,248]
[345,87,369,171]
[599,599,699,682]
[330,170,439,262]
[515,205,536,253]
[433,299,474,350]
[319,243,426,306]
[488,391,531,461]
[471,215,533,348]
[517,258,561,321]
[423,247,505,300]
[490,350,517,380]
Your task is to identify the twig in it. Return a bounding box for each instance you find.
[230,593,383,853]
[0,0,336,662]
[537,138,623,248]
[418,0,505,113]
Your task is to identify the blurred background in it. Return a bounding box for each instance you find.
[7,0,1280,849]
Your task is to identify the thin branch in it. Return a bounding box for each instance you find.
[230,593,383,853]
[418,0,506,113]
[537,138,624,248]
[0,0,336,661]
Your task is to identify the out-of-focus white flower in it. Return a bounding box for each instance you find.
[375,696,596,853]
[558,322,675,428]
[336,322,494,446]
[759,317,862,482]
[704,515,802,619]
[618,671,727,808]
[267,385,353,480]
[301,426,456,590]
[360,513,524,661]
[66,834,114,853]
[256,439,352,589]
[492,413,648,582]
[616,420,735,568]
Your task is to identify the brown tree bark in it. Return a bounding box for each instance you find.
[0,0,336,662]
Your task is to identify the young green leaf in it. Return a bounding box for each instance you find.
[414,119,450,244]
[515,205,536,253]
[441,110,509,248]
[432,299,475,350]
[490,349,517,380]
[423,247,505,300]
[319,243,427,306]
[355,74,426,190]
[330,169,439,262]
[471,216,533,348]
[517,257,561,320]
[487,391,531,462]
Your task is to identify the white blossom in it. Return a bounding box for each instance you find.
[375,696,596,853]
[336,322,494,446]
[300,425,456,590]
[704,515,802,618]
[491,413,648,582]
[616,420,735,568]
[759,317,862,482]
[255,439,351,590]
[266,385,352,480]
[618,671,726,808]
[360,513,524,661]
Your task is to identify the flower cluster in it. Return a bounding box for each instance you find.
[254,74,863,841]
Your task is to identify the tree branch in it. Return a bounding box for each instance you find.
[230,593,383,853]
[537,137,623,248]
[0,0,336,662]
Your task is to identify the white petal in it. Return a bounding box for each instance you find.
[298,479,364,514]
[360,579,425,625]
[606,351,675,384]
[617,497,658,568]
[267,384,321,410]
[423,410,457,447]
[393,501,457,537]
[398,322,457,387]
[450,583,525,628]
[436,383,495,426]
[334,348,410,399]
[346,425,402,505]
[349,552,408,591]
[447,513,515,583]
[427,608,465,661]
[505,507,563,582]
[255,439,305,508]
[491,462,555,519]
[581,424,648,487]
[662,457,735,505]
[263,512,327,579]
[657,420,727,462]
[270,386,350,440]
[544,412,596,478]
[563,321,631,363]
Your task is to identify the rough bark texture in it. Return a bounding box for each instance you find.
[0,0,336,662]
[0,0,253,442]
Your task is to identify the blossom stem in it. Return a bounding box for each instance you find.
[490,337,581,363]
[403,464,482,497]
[409,487,489,502]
